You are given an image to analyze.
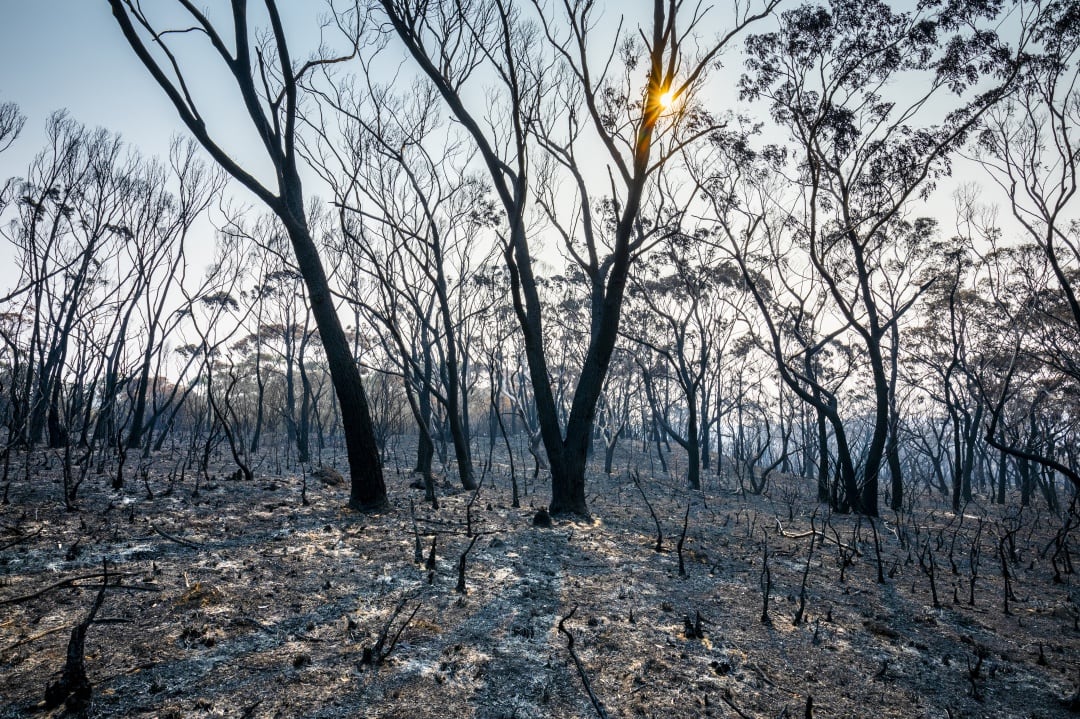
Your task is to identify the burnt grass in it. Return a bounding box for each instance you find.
[1,441,1078,718]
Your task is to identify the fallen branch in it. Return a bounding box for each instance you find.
[0,571,135,606]
[0,624,70,656]
[775,518,815,539]
[558,606,610,719]
[240,700,264,719]
[719,688,753,719]
[0,527,43,551]
[151,523,203,548]
[775,518,858,555]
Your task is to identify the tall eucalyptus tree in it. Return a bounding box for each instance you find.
[717,0,1034,514]
[377,0,778,514]
[107,0,387,509]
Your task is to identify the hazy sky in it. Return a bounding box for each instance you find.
[0,1,190,169]
[0,2,345,181]
[0,2,342,291]
[0,0,998,290]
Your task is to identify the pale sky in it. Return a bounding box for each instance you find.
[0,1,189,170]
[0,0,1011,296]
[0,1,342,292]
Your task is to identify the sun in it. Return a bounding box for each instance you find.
[657,89,676,110]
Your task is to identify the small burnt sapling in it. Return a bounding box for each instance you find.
[870,516,886,584]
[968,517,984,605]
[456,535,479,594]
[760,533,772,625]
[631,470,663,552]
[677,504,690,577]
[918,541,941,609]
[300,464,309,506]
[112,429,127,491]
[411,500,424,564]
[683,610,705,639]
[794,512,817,626]
[360,597,422,666]
[426,535,437,572]
[44,560,110,711]
[947,509,966,576]
[487,351,521,509]
[140,464,153,500]
[828,513,855,582]
[465,472,485,537]
[61,442,88,508]
[966,644,989,702]
[999,533,1014,615]
[1,445,12,505]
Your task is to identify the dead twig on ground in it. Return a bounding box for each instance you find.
[0,571,135,606]
[151,522,203,548]
[631,470,663,552]
[0,624,71,657]
[775,517,859,555]
[558,606,610,719]
[720,688,753,719]
[361,597,422,666]
[0,526,42,551]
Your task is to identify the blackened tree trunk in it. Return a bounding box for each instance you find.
[414,353,434,477]
[280,212,385,508]
[109,0,386,509]
[380,0,776,515]
[886,323,904,511]
[815,403,831,503]
[735,0,1031,516]
[249,329,266,454]
[296,325,313,465]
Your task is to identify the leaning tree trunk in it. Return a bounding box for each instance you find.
[106,0,388,511]
[281,214,386,510]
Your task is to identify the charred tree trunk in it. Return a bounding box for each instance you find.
[249,335,266,453]
[296,327,313,465]
[108,0,387,510]
[281,216,386,509]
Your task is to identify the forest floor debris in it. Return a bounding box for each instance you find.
[1,444,1078,718]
